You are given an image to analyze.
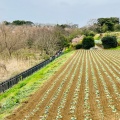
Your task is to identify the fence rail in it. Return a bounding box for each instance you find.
[0,50,63,93]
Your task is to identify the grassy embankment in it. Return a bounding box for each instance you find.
[110,46,120,50]
[0,50,75,120]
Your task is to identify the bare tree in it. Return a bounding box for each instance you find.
[0,24,26,57]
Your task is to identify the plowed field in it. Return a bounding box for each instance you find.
[7,50,120,120]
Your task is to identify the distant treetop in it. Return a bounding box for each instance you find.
[3,20,34,25]
[97,17,119,32]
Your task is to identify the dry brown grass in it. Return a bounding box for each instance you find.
[0,23,80,83]
[0,58,42,83]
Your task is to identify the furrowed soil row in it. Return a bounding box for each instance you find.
[103,50,120,60]
[89,51,104,119]
[88,51,102,120]
[90,51,115,119]
[30,51,83,120]
[93,51,120,115]
[96,51,120,83]
[96,50,120,71]
[76,51,86,119]
[92,51,120,119]
[7,51,78,120]
[46,51,84,120]
[23,51,80,120]
[25,50,81,120]
[58,50,85,120]
[5,50,120,120]
[95,51,120,95]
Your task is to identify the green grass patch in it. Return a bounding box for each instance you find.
[0,51,75,120]
[110,46,120,50]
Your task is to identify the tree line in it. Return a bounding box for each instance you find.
[3,20,34,26]
[0,22,81,60]
[82,17,120,34]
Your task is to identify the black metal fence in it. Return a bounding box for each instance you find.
[0,50,63,93]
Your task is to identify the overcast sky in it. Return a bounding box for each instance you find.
[0,0,120,27]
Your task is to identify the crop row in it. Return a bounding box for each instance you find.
[24,51,81,120]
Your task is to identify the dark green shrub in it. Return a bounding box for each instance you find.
[101,36,118,49]
[82,36,95,49]
[75,44,82,49]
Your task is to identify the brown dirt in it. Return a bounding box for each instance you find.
[6,50,120,120]
[6,51,78,120]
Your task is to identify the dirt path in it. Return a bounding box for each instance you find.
[95,45,103,50]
